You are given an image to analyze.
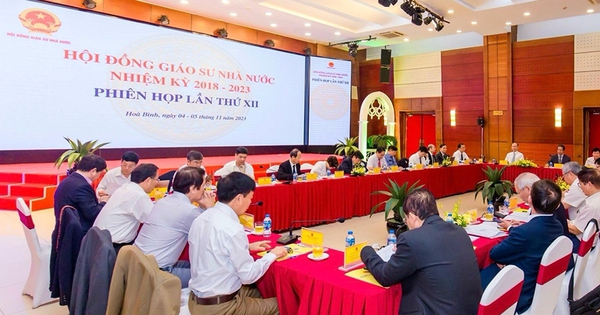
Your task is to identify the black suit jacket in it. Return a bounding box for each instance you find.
[276,160,300,180]
[337,157,354,174]
[53,172,105,234]
[361,216,482,315]
[435,152,448,164]
[548,154,571,164]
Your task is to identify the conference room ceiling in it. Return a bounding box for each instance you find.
[141,0,597,49]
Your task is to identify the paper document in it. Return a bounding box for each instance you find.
[465,222,507,239]
[377,245,395,262]
[504,212,530,222]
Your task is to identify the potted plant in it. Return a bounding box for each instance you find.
[370,179,424,236]
[474,165,514,211]
[367,134,397,149]
[334,136,358,157]
[54,137,109,175]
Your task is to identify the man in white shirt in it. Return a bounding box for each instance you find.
[218,146,255,179]
[168,150,206,191]
[187,172,287,315]
[568,168,600,239]
[561,162,586,220]
[310,156,339,177]
[135,166,215,288]
[452,143,469,163]
[366,147,387,170]
[585,148,600,168]
[96,151,139,197]
[408,146,429,166]
[93,163,159,251]
[505,143,524,164]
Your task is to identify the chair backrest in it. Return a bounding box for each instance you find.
[527,235,573,314]
[573,220,599,299]
[213,168,228,176]
[16,197,42,258]
[478,265,524,315]
[266,165,279,174]
[300,163,313,171]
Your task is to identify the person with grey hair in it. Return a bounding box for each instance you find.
[498,172,541,230]
[561,162,586,220]
[426,144,436,165]
[360,189,481,315]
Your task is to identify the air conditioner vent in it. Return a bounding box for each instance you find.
[378,31,404,38]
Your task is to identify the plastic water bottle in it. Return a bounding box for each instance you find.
[326,169,331,177]
[345,230,355,247]
[408,162,414,169]
[549,161,554,167]
[500,199,509,214]
[293,173,298,182]
[446,213,454,223]
[263,214,272,237]
[387,230,397,246]
[486,202,494,220]
[270,173,276,183]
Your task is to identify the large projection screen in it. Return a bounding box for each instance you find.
[0,1,306,150]
[307,56,351,146]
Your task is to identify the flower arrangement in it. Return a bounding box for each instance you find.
[512,159,538,167]
[555,176,570,191]
[440,200,474,227]
[441,156,452,167]
[351,164,366,176]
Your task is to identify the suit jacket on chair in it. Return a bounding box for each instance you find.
[361,216,482,315]
[276,160,300,180]
[50,206,83,306]
[548,154,571,164]
[54,172,105,234]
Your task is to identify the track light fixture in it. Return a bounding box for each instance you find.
[158,15,170,25]
[82,0,96,9]
[385,0,449,31]
[328,36,376,58]
[347,43,359,57]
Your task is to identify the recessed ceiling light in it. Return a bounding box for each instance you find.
[180,0,188,4]
[524,12,530,16]
[471,21,477,25]
[334,31,341,35]
[506,22,512,25]
[456,30,462,33]
[222,0,229,3]
[270,23,277,27]
[447,9,454,14]
[428,28,433,31]
[230,12,237,17]
[305,23,311,27]
[404,38,409,42]
[588,9,594,13]
[305,32,311,36]
[265,12,272,16]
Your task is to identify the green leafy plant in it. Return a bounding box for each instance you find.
[54,137,109,170]
[474,166,514,204]
[441,156,452,167]
[351,164,366,176]
[512,159,538,167]
[367,134,397,149]
[370,179,424,222]
[334,136,358,156]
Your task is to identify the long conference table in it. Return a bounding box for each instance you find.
[248,164,562,232]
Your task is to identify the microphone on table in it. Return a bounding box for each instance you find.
[250,201,263,207]
[276,217,346,245]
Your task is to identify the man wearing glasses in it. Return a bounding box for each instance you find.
[93,163,160,252]
[567,168,600,239]
[561,162,586,220]
[96,151,139,198]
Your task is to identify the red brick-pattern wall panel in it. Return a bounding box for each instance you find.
[513,55,574,76]
[513,73,574,93]
[512,37,574,59]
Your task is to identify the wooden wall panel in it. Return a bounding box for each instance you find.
[513,92,573,110]
[442,63,484,81]
[191,15,226,35]
[150,5,191,30]
[513,73,574,93]
[442,78,484,96]
[443,95,484,110]
[513,37,574,59]
[441,48,484,66]
[513,55,574,76]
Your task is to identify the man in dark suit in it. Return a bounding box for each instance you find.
[361,189,482,315]
[338,150,365,174]
[548,144,571,165]
[435,143,449,164]
[276,148,302,180]
[481,179,564,314]
[426,144,436,165]
[54,155,109,234]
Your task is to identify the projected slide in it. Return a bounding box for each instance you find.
[0,1,306,150]
[308,56,351,145]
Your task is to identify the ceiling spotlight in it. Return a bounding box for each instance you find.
[82,0,96,9]
[434,19,444,31]
[158,15,170,25]
[264,39,275,48]
[378,0,395,7]
[348,43,359,57]
[334,31,341,35]
[587,9,594,13]
[400,1,415,16]
[423,14,433,25]
[412,12,423,25]
[447,9,454,14]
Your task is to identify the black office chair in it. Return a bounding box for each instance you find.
[397,158,409,169]
[158,170,176,193]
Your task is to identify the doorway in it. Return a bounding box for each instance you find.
[405,113,436,157]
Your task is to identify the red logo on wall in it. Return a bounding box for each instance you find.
[18,8,62,35]
[328,62,334,68]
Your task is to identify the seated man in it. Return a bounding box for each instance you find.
[435,143,449,164]
[568,168,600,240]
[366,147,387,170]
[383,145,398,167]
[597,158,600,169]
[452,143,469,163]
[361,189,481,314]
[408,146,429,166]
[97,151,139,197]
[547,144,571,165]
[426,144,436,165]
[276,148,302,180]
[135,167,215,288]
[54,154,109,234]
[338,151,365,174]
[218,146,255,180]
[187,172,287,315]
[93,163,159,251]
[481,179,564,314]
[585,147,600,167]
[310,156,339,177]
[561,162,586,220]
[505,142,524,164]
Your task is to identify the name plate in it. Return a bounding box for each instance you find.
[415,164,423,170]
[257,177,271,185]
[306,173,318,181]
[433,162,439,167]
[373,167,381,174]
[342,241,367,270]
[509,197,518,209]
[390,165,399,171]
[300,227,323,247]
[499,160,508,165]
[238,213,254,231]
[334,170,344,178]
[452,160,459,166]
[554,163,563,168]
